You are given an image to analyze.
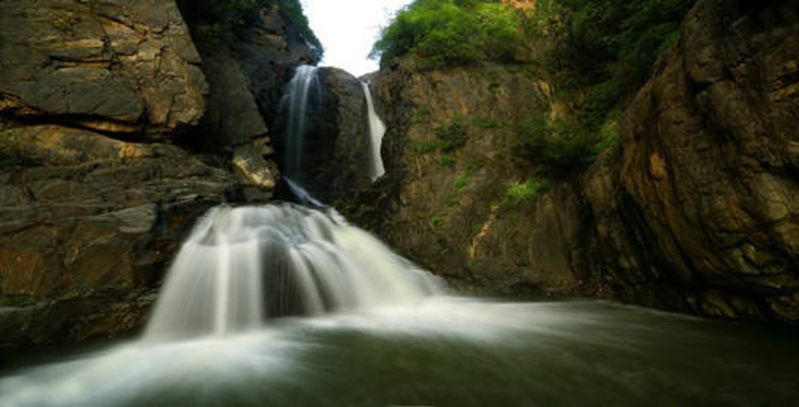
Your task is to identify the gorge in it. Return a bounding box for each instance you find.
[1,0,798,405]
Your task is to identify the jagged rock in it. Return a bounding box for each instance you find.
[0,0,207,137]
[0,126,248,348]
[585,0,799,322]
[193,40,269,148]
[232,144,278,191]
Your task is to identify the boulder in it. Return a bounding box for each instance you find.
[0,0,207,137]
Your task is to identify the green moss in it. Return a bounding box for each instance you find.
[439,154,456,168]
[472,117,506,129]
[501,179,552,208]
[410,104,432,124]
[430,214,446,228]
[416,140,441,154]
[454,172,470,191]
[434,119,467,152]
[447,195,460,207]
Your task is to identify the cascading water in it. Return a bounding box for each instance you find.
[144,203,444,342]
[281,65,320,185]
[361,82,386,181]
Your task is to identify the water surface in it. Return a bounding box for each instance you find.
[1,299,797,406]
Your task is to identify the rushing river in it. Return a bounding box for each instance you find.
[1,299,798,406]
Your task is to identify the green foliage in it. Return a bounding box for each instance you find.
[514,115,615,172]
[434,119,467,152]
[501,179,552,208]
[547,0,695,107]
[454,172,470,191]
[439,154,456,167]
[372,0,525,67]
[279,0,323,55]
[472,117,506,129]
[515,0,694,166]
[430,214,446,228]
[410,104,432,124]
[415,118,468,155]
[416,140,440,154]
[447,195,460,207]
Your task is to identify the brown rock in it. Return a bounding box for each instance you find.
[0,0,207,136]
[0,126,248,348]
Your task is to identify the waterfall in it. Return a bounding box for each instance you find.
[144,203,444,342]
[362,82,386,181]
[282,65,320,184]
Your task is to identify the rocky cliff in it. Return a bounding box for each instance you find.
[0,0,315,349]
[369,0,799,321]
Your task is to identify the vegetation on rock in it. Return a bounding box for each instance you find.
[372,0,524,67]
[377,0,694,170]
[501,179,552,208]
[530,0,694,165]
[514,113,618,174]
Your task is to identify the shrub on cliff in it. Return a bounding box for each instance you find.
[372,0,524,67]
[514,114,618,173]
[542,0,695,130]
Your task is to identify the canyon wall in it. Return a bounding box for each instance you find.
[369,0,799,321]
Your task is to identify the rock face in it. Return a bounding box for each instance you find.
[370,0,799,321]
[0,125,248,348]
[583,0,799,322]
[0,0,207,137]
[369,61,582,295]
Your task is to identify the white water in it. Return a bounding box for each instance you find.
[361,82,386,181]
[144,203,444,342]
[282,65,320,182]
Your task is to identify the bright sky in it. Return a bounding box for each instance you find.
[300,0,414,77]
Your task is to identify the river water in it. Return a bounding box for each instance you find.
[1,298,797,406]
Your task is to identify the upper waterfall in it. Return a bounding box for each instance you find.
[281,65,321,186]
[144,203,444,342]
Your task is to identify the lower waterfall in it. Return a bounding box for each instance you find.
[144,203,444,342]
